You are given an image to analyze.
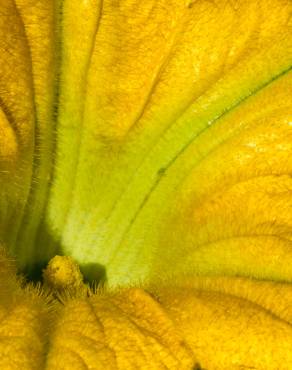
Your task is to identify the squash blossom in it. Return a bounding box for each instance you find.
[0,0,292,368]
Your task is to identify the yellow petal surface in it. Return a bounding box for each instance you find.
[0,0,35,248]
[0,250,52,370]
[1,253,292,369]
[0,0,56,267]
[46,288,196,370]
[42,0,292,286]
[13,0,56,267]
[0,1,292,369]
[153,66,292,283]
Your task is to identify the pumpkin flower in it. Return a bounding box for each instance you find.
[0,0,292,368]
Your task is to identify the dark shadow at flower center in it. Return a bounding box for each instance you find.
[80,262,107,286]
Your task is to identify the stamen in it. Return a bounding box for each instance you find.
[42,255,85,292]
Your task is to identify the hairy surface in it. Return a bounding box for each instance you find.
[1,252,292,369]
[0,0,292,368]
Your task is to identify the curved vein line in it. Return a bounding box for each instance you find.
[113,65,292,255]
[11,0,39,259]
[61,329,105,349]
[0,97,20,143]
[33,0,64,263]
[193,286,292,329]
[190,171,292,213]
[102,68,291,248]
[87,298,118,368]
[125,9,188,136]
[59,0,104,238]
[81,5,261,231]
[110,296,192,366]
[54,345,89,369]
[194,234,292,252]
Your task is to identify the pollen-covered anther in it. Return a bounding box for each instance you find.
[42,255,84,292]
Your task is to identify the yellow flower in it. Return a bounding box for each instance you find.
[0,0,292,368]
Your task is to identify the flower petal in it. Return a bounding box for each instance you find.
[41,0,292,285]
